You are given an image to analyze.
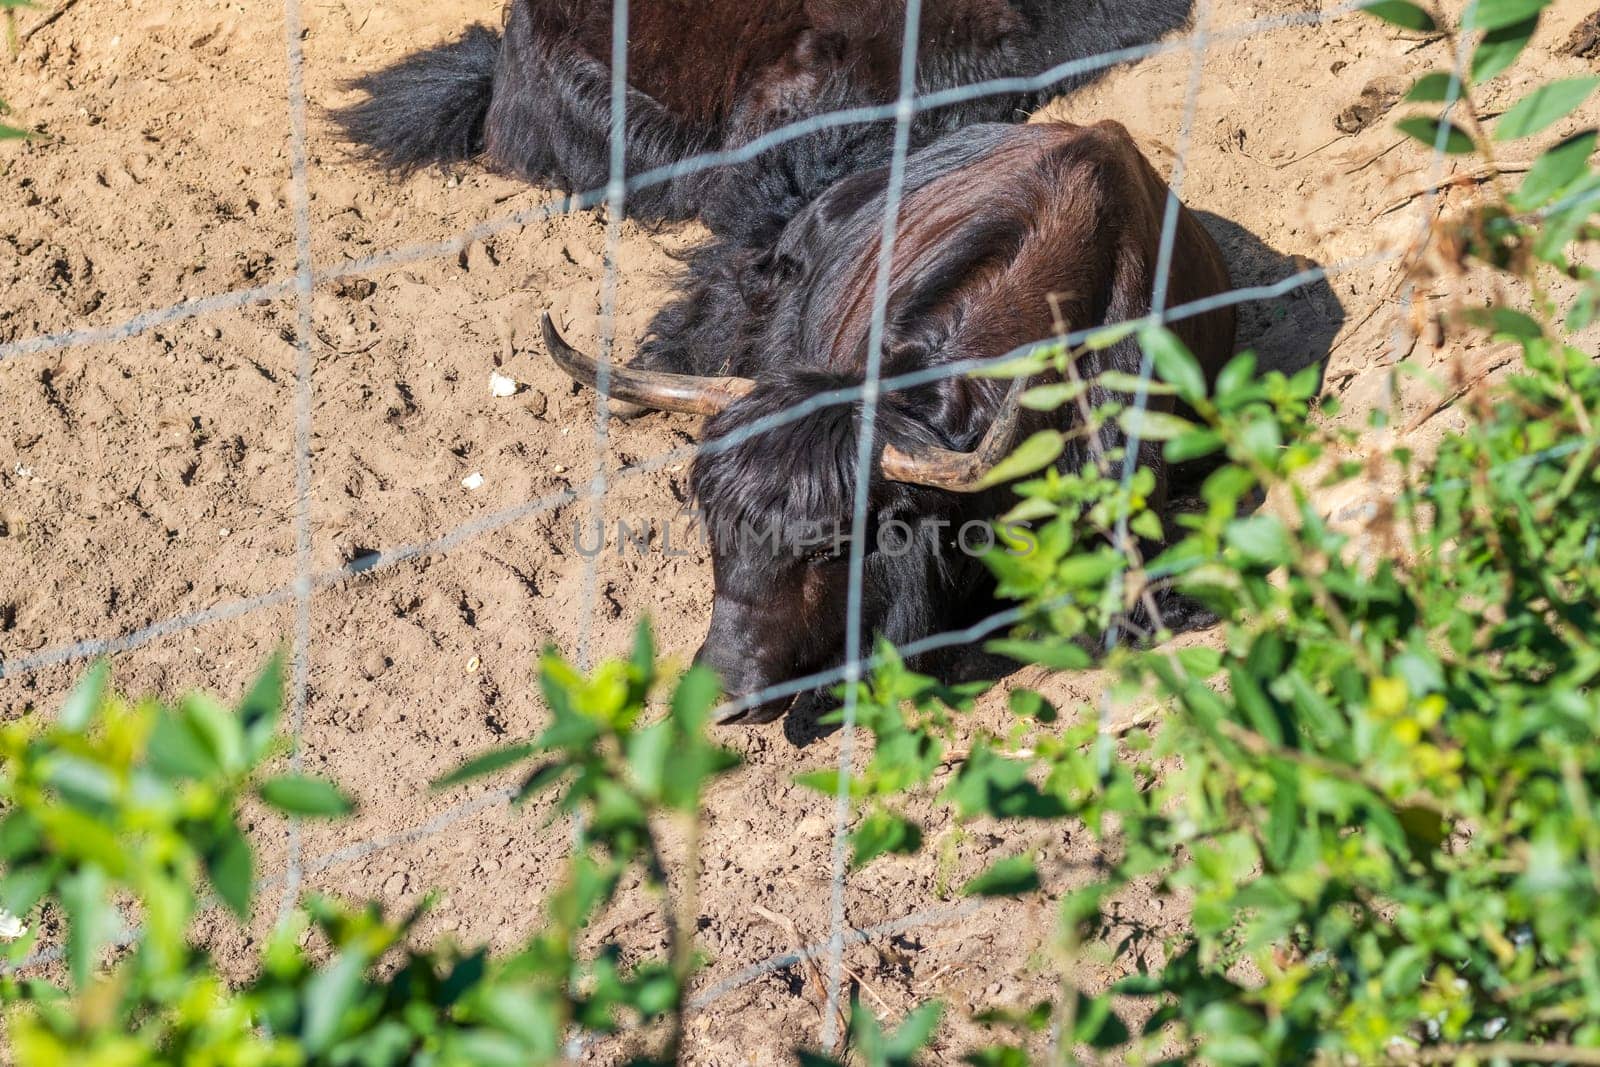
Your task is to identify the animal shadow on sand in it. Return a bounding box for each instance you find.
[780,213,1346,746]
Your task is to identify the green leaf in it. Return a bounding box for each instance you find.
[1568,283,1600,331]
[432,743,537,790]
[851,810,923,867]
[1074,992,1132,1049]
[1118,406,1195,441]
[964,1048,1030,1067]
[1238,415,1282,465]
[983,638,1090,671]
[625,721,673,799]
[1165,428,1223,463]
[794,768,845,795]
[1395,115,1475,154]
[1,866,50,922]
[1019,381,1088,410]
[1177,647,1223,677]
[205,823,254,919]
[1085,321,1140,350]
[183,695,246,776]
[961,855,1040,897]
[975,431,1064,490]
[972,349,1056,378]
[1097,370,1176,396]
[1405,72,1455,102]
[46,756,117,808]
[1214,352,1257,401]
[302,950,366,1053]
[1202,465,1259,512]
[1471,16,1537,82]
[671,663,721,732]
[1496,77,1600,142]
[1264,765,1300,869]
[60,865,110,990]
[1130,509,1164,542]
[1361,0,1436,31]
[885,1001,944,1059]
[797,1054,844,1067]
[629,618,655,687]
[944,746,1066,820]
[148,710,222,780]
[1226,515,1293,566]
[1536,184,1595,259]
[1462,0,1548,32]
[973,1001,1053,1030]
[512,761,567,804]
[1008,688,1057,723]
[1140,326,1206,402]
[237,653,285,762]
[1467,306,1544,341]
[59,661,109,732]
[257,775,355,817]
[1056,551,1123,589]
[1512,130,1598,210]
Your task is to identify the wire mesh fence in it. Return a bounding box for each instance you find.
[0,0,1518,1052]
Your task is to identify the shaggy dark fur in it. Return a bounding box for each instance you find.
[679,122,1237,720]
[335,25,502,173]
[331,0,1193,239]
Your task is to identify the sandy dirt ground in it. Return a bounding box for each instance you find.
[3,0,1599,1060]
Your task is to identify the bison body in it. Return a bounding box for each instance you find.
[546,121,1236,722]
[333,0,1191,244]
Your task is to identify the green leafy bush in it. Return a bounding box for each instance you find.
[6,0,1600,1062]
[812,1,1600,1060]
[0,633,741,1065]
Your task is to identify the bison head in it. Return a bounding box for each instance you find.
[542,315,1027,723]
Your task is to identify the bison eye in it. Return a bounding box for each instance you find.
[802,537,852,564]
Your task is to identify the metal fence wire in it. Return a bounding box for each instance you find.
[0,0,1549,1051]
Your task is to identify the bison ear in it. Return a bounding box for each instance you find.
[879,317,950,373]
[881,334,931,370]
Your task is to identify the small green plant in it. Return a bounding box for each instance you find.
[0,627,743,1064]
[3,0,34,141]
[431,622,742,1063]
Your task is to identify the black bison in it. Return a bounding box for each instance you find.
[543,121,1237,722]
[332,0,1191,245]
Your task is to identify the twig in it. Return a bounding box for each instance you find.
[1342,139,1405,175]
[839,960,894,1016]
[1239,133,1348,170]
[752,904,850,1041]
[1374,162,1533,217]
[1400,347,1517,434]
[1400,31,1447,53]
[20,0,81,46]
[1325,293,1403,372]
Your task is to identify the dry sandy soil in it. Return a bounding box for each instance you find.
[3,0,1599,1060]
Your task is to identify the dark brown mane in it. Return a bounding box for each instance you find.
[630,122,1241,718]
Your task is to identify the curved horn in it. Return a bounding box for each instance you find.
[540,313,757,416]
[879,373,1031,492]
